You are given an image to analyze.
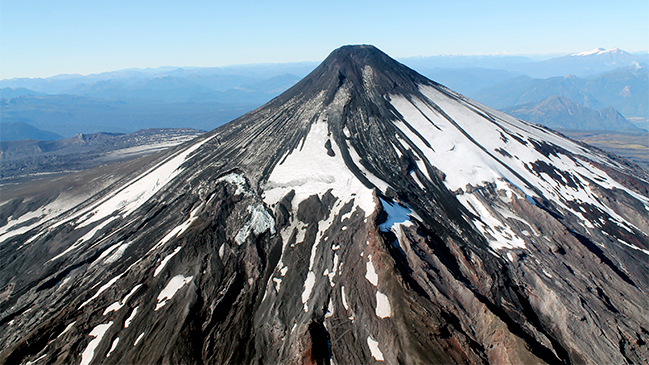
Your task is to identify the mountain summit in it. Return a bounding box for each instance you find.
[1,45,649,364]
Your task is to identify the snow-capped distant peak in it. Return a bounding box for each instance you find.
[571,47,620,56]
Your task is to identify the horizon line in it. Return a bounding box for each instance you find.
[2,47,648,81]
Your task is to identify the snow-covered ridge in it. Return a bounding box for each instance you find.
[1,134,216,261]
[571,47,621,56]
[388,84,648,251]
[75,134,217,228]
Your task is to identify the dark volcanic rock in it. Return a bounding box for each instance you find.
[1,45,648,365]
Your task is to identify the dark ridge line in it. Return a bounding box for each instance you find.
[378,228,430,299]
[386,103,434,150]
[438,309,488,359]
[405,95,442,131]
[0,302,30,327]
[507,279,573,364]
[568,229,637,288]
[331,98,385,196]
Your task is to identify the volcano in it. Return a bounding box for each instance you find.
[1,45,648,364]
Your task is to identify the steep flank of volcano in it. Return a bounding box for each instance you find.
[1,45,648,365]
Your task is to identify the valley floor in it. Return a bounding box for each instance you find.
[558,129,649,170]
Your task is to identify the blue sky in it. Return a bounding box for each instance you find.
[1,0,647,79]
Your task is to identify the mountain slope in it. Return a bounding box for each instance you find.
[1,45,648,365]
[0,121,63,141]
[502,95,641,131]
[578,65,649,121]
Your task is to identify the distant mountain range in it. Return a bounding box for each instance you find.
[401,47,649,78]
[470,65,648,129]
[0,47,647,139]
[0,63,317,95]
[0,95,257,138]
[502,96,639,131]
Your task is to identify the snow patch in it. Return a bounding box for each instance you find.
[262,107,376,221]
[103,284,141,316]
[302,271,316,312]
[341,286,349,311]
[155,275,193,311]
[217,172,252,196]
[375,291,391,318]
[272,277,282,293]
[133,332,145,346]
[325,297,334,318]
[367,336,385,361]
[103,241,131,265]
[80,321,113,365]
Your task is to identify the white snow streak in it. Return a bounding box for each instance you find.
[49,216,119,262]
[148,204,203,254]
[124,306,138,328]
[341,286,350,311]
[154,246,182,277]
[106,337,119,357]
[75,135,216,228]
[79,274,124,309]
[302,272,316,312]
[457,193,525,250]
[133,332,145,346]
[57,321,76,338]
[103,242,131,265]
